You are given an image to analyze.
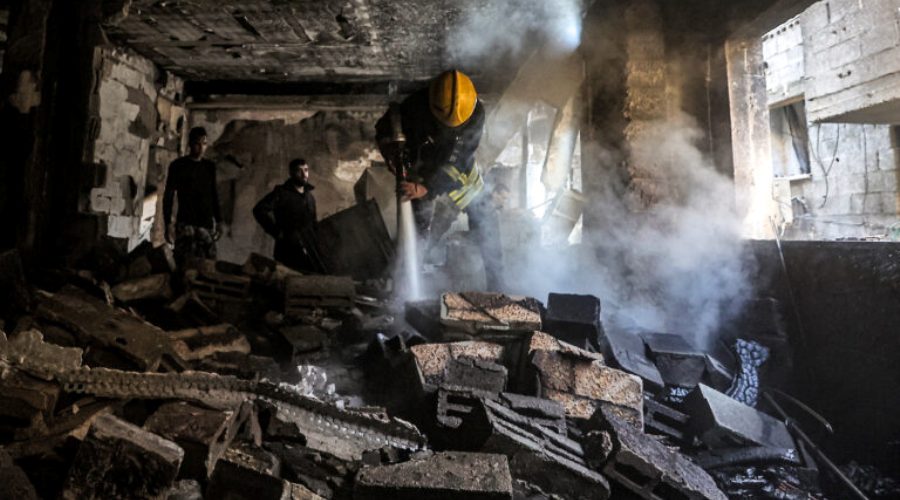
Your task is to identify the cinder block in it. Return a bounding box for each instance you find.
[801,2,832,30]
[410,341,507,393]
[825,39,862,71]
[144,401,243,479]
[829,0,865,25]
[61,414,184,499]
[529,332,643,424]
[860,17,900,58]
[683,384,795,450]
[589,406,727,500]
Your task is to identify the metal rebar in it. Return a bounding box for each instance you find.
[762,392,869,500]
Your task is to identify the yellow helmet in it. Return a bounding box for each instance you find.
[429,70,477,128]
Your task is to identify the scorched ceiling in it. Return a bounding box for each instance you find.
[105,0,500,86]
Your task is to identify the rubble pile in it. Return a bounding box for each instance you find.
[0,247,889,499]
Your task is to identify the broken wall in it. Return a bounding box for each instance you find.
[732,0,900,240]
[190,103,383,264]
[88,46,186,250]
[763,12,900,239]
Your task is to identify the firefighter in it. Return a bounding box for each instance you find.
[375,70,505,290]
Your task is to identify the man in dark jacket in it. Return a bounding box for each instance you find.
[253,159,321,273]
[162,126,222,267]
[374,69,505,290]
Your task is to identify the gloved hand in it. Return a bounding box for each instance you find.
[399,181,428,201]
[379,142,404,175]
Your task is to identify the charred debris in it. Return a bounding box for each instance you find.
[0,246,894,500]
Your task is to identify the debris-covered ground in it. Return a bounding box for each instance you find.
[0,246,897,500]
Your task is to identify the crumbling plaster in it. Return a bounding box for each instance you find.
[89,46,186,250]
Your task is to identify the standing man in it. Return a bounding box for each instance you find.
[374,69,505,290]
[162,127,222,267]
[253,159,321,273]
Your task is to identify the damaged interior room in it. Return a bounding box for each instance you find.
[2,0,900,498]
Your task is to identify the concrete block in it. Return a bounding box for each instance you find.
[410,341,507,393]
[432,387,607,499]
[284,275,354,314]
[1,329,84,376]
[602,326,665,391]
[166,324,251,362]
[440,292,542,336]
[529,332,643,424]
[404,299,442,340]
[590,406,727,500]
[0,370,60,435]
[144,401,243,479]
[801,1,831,30]
[683,384,795,450]
[264,441,357,499]
[280,324,330,362]
[477,400,611,500]
[702,354,735,392]
[36,287,171,371]
[860,16,900,58]
[185,261,253,305]
[222,442,282,477]
[445,357,508,393]
[588,407,727,500]
[89,188,112,213]
[206,458,297,500]
[642,332,706,388]
[435,389,567,442]
[643,397,690,442]
[850,192,883,213]
[107,214,137,239]
[61,414,184,500]
[877,151,900,171]
[871,170,899,193]
[354,452,513,500]
[824,39,862,71]
[543,293,603,350]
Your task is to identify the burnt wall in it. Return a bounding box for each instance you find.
[88,47,186,250]
[750,240,900,468]
[191,106,382,264]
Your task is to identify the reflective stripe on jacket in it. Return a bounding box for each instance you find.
[444,164,484,209]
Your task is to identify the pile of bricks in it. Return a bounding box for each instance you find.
[0,246,843,499]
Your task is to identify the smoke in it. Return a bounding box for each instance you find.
[447,0,584,65]
[438,0,753,349]
[508,112,753,349]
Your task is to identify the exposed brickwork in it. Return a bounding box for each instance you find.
[760,3,900,239]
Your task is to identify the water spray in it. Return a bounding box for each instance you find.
[388,104,422,301]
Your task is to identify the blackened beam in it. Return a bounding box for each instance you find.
[186,79,429,99]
